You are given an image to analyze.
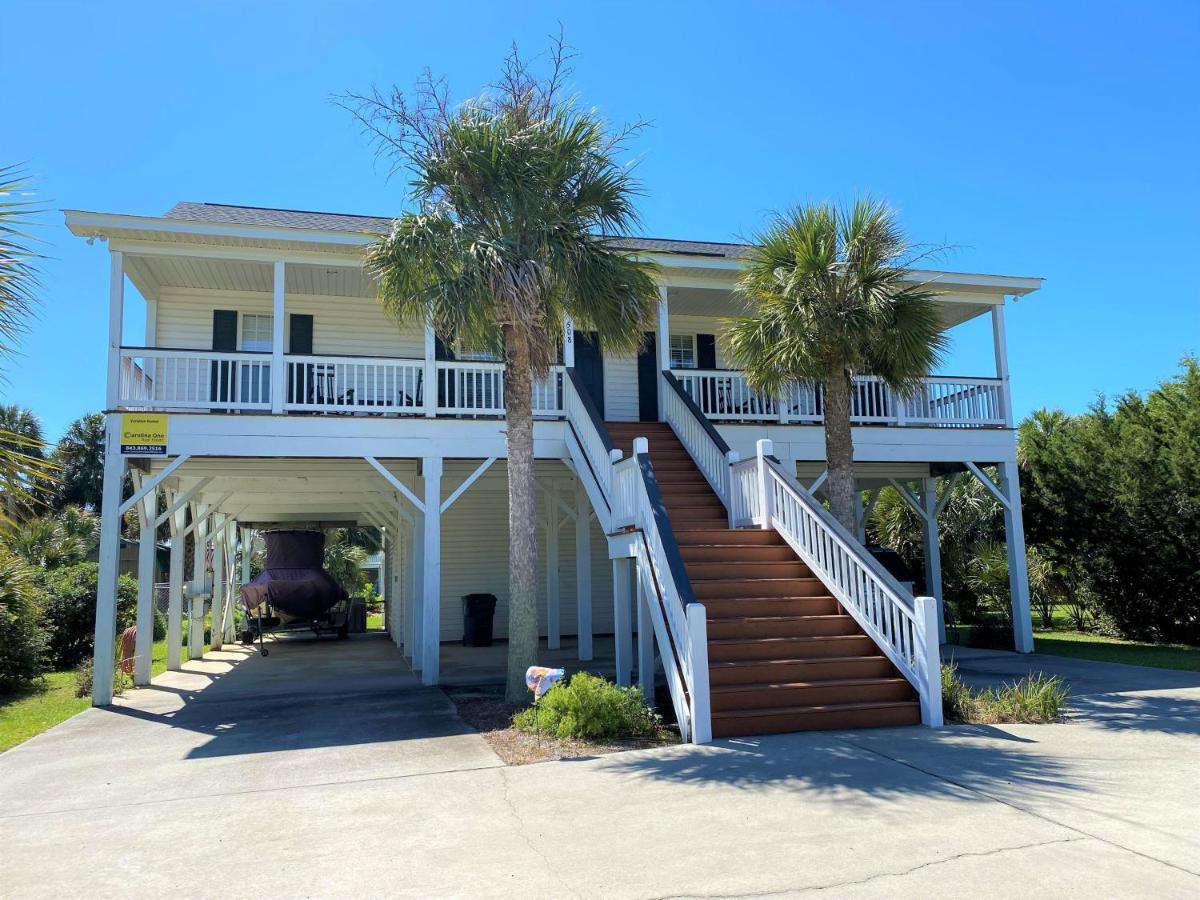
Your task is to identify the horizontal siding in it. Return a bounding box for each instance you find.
[155,289,424,358]
[603,352,639,421]
[436,461,614,642]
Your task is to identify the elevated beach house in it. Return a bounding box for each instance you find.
[66,202,1042,741]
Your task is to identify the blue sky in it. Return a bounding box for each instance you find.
[3,0,1197,440]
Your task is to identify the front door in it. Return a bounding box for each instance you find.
[574,330,605,415]
[637,332,659,422]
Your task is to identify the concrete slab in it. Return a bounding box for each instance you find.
[2,637,1198,898]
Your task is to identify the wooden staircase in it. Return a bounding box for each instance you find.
[606,421,921,737]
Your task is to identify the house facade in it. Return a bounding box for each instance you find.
[67,202,1042,741]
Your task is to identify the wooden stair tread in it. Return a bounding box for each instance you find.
[712,700,921,719]
[706,613,852,624]
[711,677,911,694]
[708,633,870,646]
[711,654,889,668]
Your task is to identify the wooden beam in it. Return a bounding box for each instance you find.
[365,456,424,513]
[118,454,191,517]
[440,456,497,513]
[964,462,1011,511]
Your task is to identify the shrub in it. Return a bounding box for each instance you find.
[942,662,1069,724]
[512,672,659,740]
[40,562,138,669]
[0,547,48,690]
[73,657,132,700]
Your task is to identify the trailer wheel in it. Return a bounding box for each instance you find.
[260,647,269,657]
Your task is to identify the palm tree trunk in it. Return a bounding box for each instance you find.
[823,371,858,533]
[503,326,540,703]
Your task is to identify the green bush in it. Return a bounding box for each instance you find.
[512,672,659,740]
[73,657,132,700]
[942,662,1069,724]
[40,562,138,669]
[0,547,48,690]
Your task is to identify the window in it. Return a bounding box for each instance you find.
[241,314,273,352]
[669,334,696,369]
[455,340,501,362]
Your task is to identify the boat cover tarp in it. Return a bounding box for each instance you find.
[239,530,346,620]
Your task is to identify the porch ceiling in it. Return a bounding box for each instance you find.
[126,256,374,300]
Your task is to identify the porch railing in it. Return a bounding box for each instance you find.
[117,347,272,411]
[114,348,565,418]
[674,369,1006,428]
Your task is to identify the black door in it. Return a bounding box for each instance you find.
[574,330,605,415]
[637,331,658,422]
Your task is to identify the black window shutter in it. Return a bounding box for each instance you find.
[210,310,237,404]
[697,333,717,369]
[289,314,314,355]
[212,310,238,351]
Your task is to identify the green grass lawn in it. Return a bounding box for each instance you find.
[1033,629,1200,672]
[0,633,211,753]
[367,613,384,631]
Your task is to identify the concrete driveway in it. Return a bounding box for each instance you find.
[2,637,1198,899]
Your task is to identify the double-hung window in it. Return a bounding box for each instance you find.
[669,334,697,369]
[240,314,273,402]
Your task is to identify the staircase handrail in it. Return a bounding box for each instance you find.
[612,440,712,743]
[742,439,943,726]
[660,371,739,517]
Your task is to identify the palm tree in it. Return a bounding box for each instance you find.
[725,199,947,531]
[0,403,52,523]
[0,168,53,526]
[349,41,658,701]
[52,412,106,511]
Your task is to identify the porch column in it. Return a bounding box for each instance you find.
[91,417,126,705]
[210,513,226,651]
[106,251,123,410]
[133,483,157,685]
[921,477,946,643]
[562,316,575,368]
[636,573,656,704]
[408,518,423,666]
[166,500,186,671]
[223,519,239,643]
[188,503,209,660]
[545,482,561,650]
[575,482,593,661]
[991,303,1014,428]
[420,456,442,685]
[423,324,437,418]
[271,261,286,414]
[240,528,251,585]
[612,557,633,686]
[999,460,1034,652]
[853,489,866,543]
[656,284,670,418]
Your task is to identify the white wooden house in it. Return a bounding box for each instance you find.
[67,202,1042,740]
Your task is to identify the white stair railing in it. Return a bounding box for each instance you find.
[660,371,740,522]
[562,371,711,743]
[734,439,943,727]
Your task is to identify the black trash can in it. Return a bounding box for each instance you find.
[462,593,498,646]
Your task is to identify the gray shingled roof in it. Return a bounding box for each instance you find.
[164,201,747,258]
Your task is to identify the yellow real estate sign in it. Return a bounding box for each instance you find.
[119,413,169,456]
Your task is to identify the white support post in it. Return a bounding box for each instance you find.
[421,456,442,685]
[563,316,575,368]
[921,477,947,643]
[725,450,741,528]
[686,603,712,744]
[545,482,561,650]
[423,324,437,418]
[410,517,424,668]
[223,520,239,643]
[999,460,1034,652]
[915,595,944,727]
[133,484,156,685]
[992,303,1014,428]
[656,284,670,419]
[91,418,126,705]
[188,504,209,660]
[636,574,655,705]
[854,489,866,543]
[271,260,285,414]
[166,501,186,671]
[756,439,774,529]
[612,557,633,686]
[210,514,225,651]
[106,251,124,410]
[575,481,593,661]
[240,528,251,585]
